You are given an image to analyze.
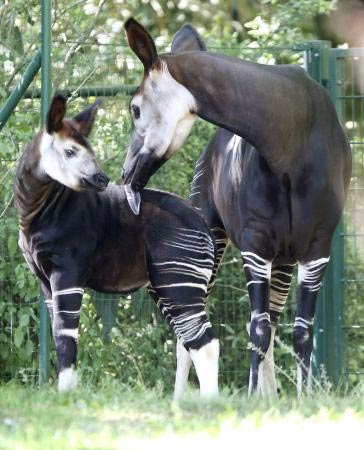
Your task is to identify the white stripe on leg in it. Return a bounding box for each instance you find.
[189,339,219,399]
[173,338,192,401]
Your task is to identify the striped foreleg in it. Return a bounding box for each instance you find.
[294,257,330,394]
[50,282,84,392]
[259,264,295,396]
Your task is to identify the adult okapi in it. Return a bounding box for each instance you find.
[122,18,352,396]
[15,93,218,397]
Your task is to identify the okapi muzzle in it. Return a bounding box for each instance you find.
[122,128,165,214]
[80,168,109,192]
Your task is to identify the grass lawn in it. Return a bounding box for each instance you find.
[0,381,364,449]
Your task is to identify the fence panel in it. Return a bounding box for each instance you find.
[328,48,364,387]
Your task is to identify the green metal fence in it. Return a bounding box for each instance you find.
[329,47,364,386]
[0,12,363,391]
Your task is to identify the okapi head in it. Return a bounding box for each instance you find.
[39,93,109,191]
[123,18,202,212]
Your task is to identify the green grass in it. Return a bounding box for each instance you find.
[1,381,364,449]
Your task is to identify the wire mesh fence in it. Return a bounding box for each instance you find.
[1,39,362,392]
[331,48,364,386]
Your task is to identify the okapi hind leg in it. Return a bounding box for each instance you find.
[146,225,218,399]
[205,227,228,299]
[260,263,295,396]
[294,257,330,395]
[241,242,273,396]
[174,338,192,400]
[149,277,219,399]
[147,286,193,400]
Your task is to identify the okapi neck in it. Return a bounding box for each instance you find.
[14,134,55,232]
[163,52,312,172]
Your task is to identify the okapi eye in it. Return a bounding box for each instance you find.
[65,148,76,158]
[132,105,140,120]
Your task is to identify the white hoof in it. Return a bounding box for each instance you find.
[190,339,219,399]
[58,366,78,392]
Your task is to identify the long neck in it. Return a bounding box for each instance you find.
[164,52,313,170]
[14,133,55,232]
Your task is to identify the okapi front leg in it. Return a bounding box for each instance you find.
[50,275,84,392]
[242,251,272,395]
[294,257,330,394]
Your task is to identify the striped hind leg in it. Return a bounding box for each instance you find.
[259,263,295,396]
[205,227,228,298]
[148,287,192,400]
[242,250,272,395]
[149,228,226,399]
[146,228,218,398]
[294,257,330,394]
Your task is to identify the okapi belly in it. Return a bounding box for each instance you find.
[87,260,149,295]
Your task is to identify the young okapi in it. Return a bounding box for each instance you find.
[15,93,218,397]
[122,19,352,395]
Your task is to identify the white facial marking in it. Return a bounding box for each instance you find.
[58,366,78,392]
[39,132,97,190]
[189,339,219,399]
[130,61,197,159]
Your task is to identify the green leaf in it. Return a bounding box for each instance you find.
[14,327,24,349]
[7,234,18,256]
[25,340,34,357]
[19,314,29,328]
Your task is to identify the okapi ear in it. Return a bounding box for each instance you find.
[171,24,207,53]
[46,93,67,134]
[73,99,101,137]
[124,18,158,71]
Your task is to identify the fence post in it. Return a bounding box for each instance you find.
[0,51,41,131]
[305,41,344,385]
[38,0,52,386]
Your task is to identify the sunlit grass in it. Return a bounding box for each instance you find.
[0,380,364,449]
